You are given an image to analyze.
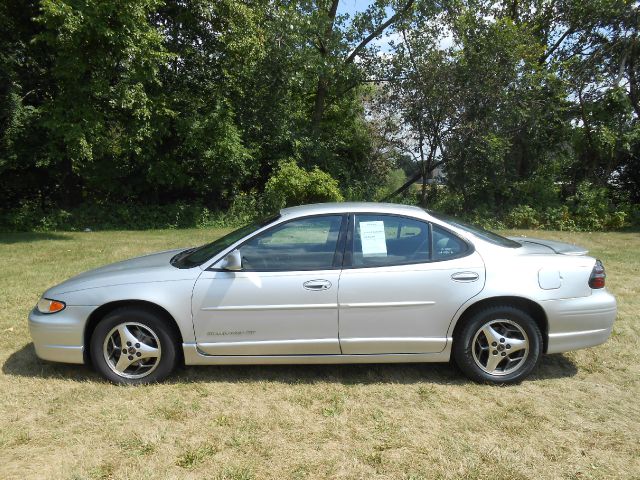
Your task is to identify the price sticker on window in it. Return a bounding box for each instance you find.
[360,221,387,257]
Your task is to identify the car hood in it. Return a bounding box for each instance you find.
[508,237,589,255]
[46,248,197,295]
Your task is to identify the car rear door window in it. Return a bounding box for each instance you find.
[352,215,430,267]
[239,215,343,271]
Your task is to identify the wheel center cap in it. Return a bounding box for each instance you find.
[128,346,136,354]
[497,345,505,351]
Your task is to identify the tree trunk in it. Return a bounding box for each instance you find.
[423,141,438,206]
[418,124,427,206]
[311,78,329,135]
[577,86,597,178]
[310,0,340,135]
[627,37,640,118]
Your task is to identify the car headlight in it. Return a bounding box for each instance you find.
[36,298,66,314]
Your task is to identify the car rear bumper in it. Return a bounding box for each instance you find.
[28,306,96,364]
[542,289,617,354]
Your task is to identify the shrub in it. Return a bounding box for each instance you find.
[0,202,223,231]
[605,210,627,230]
[430,188,464,216]
[197,192,262,228]
[542,206,577,231]
[263,159,343,211]
[566,181,630,231]
[505,205,541,229]
[466,207,506,230]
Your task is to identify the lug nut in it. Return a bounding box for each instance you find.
[128,355,134,361]
[500,338,505,343]
[491,342,497,347]
[135,343,140,348]
[122,349,127,354]
[136,352,141,357]
[126,341,132,347]
[506,344,511,349]
[493,350,498,355]
[501,352,506,356]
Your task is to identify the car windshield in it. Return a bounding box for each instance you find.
[427,210,521,248]
[171,215,280,268]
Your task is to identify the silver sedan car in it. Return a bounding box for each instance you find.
[29,202,617,384]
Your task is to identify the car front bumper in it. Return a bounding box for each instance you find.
[542,289,617,354]
[28,305,96,364]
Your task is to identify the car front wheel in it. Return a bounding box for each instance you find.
[453,305,543,384]
[90,307,178,384]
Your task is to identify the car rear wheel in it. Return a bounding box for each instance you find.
[90,307,178,384]
[453,305,542,384]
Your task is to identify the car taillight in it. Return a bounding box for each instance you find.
[589,259,606,289]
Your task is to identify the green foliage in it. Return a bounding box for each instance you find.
[263,160,344,212]
[198,192,262,229]
[36,0,170,202]
[505,205,541,229]
[376,168,407,200]
[0,201,240,232]
[431,182,630,232]
[0,0,638,231]
[541,206,577,232]
[566,182,628,231]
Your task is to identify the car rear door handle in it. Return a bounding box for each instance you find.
[303,279,332,291]
[451,272,479,282]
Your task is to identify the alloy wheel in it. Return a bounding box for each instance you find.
[102,322,162,379]
[471,319,529,376]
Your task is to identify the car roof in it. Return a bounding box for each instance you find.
[280,202,427,217]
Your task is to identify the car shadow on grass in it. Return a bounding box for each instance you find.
[172,353,577,385]
[4,343,577,385]
[2,343,100,381]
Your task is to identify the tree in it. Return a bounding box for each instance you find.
[550,0,639,196]
[34,0,170,205]
[0,0,52,210]
[382,9,457,205]
[304,0,417,134]
[1,0,637,228]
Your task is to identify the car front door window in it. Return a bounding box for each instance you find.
[239,215,343,271]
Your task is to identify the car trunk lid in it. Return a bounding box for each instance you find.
[508,237,589,255]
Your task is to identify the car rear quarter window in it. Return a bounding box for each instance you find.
[432,225,468,260]
[352,215,430,267]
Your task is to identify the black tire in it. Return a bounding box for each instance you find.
[453,305,543,384]
[90,307,178,384]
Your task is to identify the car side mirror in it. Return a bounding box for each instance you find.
[220,249,242,271]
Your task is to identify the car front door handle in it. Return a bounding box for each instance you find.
[303,279,332,291]
[451,272,479,282]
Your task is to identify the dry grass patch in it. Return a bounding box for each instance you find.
[0,228,639,479]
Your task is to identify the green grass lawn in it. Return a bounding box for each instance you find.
[0,228,638,479]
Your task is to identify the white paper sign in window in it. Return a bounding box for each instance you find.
[360,221,387,257]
